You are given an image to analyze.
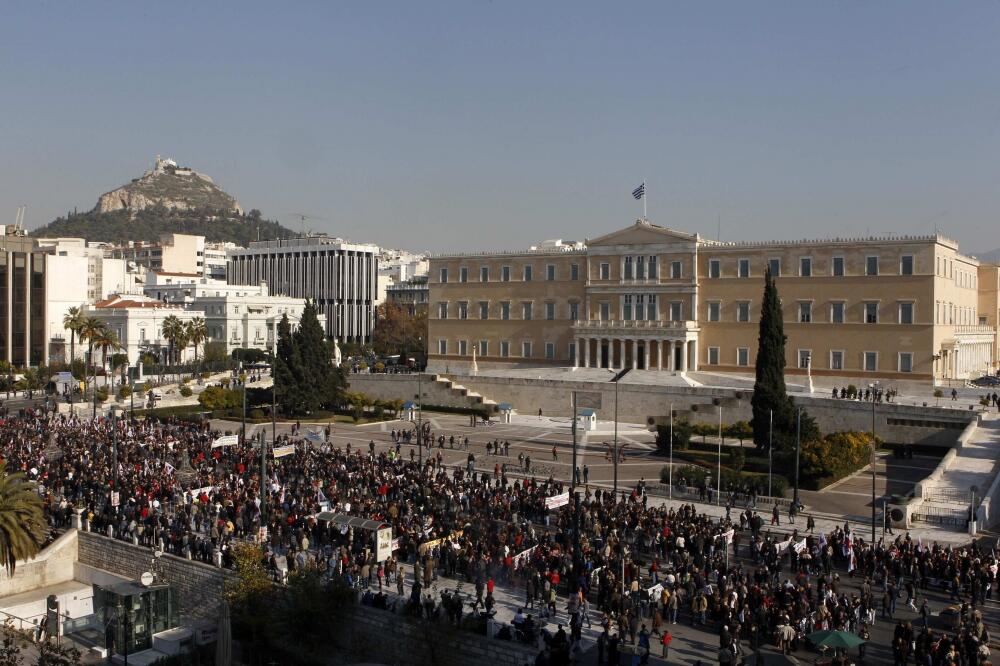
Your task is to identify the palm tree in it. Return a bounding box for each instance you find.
[78,316,106,395]
[161,315,185,364]
[0,461,47,575]
[62,306,85,368]
[92,328,122,389]
[186,318,207,363]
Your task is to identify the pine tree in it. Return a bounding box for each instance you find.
[293,301,346,412]
[273,314,302,414]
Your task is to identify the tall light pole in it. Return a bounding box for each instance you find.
[714,398,723,505]
[793,406,801,507]
[767,409,773,499]
[415,372,423,467]
[609,368,631,493]
[668,402,674,500]
[869,381,879,544]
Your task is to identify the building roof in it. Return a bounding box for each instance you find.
[154,271,203,277]
[94,296,181,310]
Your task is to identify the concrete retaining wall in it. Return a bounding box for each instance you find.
[77,531,229,622]
[0,530,78,598]
[349,373,972,446]
[913,417,980,501]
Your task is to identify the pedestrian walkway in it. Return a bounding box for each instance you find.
[915,413,1000,527]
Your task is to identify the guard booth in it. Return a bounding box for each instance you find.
[315,513,393,562]
[497,403,514,424]
[578,408,598,432]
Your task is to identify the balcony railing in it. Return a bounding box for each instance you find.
[573,319,698,332]
[954,325,996,336]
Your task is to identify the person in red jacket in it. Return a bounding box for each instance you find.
[661,629,672,659]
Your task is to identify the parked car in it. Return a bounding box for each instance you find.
[970,375,1000,387]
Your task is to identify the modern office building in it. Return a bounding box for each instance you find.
[226,236,379,342]
[427,219,998,384]
[0,232,49,367]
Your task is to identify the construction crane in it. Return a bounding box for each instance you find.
[287,212,328,237]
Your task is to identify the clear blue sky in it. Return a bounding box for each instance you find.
[2,2,999,253]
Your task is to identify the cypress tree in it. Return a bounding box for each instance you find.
[751,269,820,453]
[751,268,793,449]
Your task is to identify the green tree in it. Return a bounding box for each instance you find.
[35,640,82,666]
[62,306,85,369]
[185,317,207,362]
[0,461,47,575]
[273,314,303,414]
[161,315,186,364]
[293,301,343,412]
[77,317,105,397]
[750,270,820,453]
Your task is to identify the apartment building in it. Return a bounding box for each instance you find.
[428,219,997,383]
[226,236,379,342]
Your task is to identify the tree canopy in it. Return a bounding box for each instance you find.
[273,303,345,415]
[750,268,818,453]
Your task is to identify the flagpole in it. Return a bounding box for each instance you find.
[643,178,647,220]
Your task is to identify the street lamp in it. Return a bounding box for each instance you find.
[713,397,723,505]
[793,406,802,507]
[608,368,631,493]
[668,402,674,500]
[869,381,879,544]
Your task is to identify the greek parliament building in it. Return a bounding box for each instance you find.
[226,236,378,343]
[427,219,1000,384]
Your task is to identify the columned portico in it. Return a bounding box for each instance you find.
[572,320,699,372]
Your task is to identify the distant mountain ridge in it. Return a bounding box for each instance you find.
[975,248,1000,263]
[31,156,295,245]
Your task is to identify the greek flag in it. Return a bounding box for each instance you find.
[632,183,645,200]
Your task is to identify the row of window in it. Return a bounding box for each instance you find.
[440,263,581,284]
[707,254,913,279]
[437,339,572,360]
[704,347,917,373]
[705,300,916,325]
[937,257,977,289]
[437,301,581,321]
[439,253,921,284]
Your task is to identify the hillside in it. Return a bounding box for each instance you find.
[33,207,295,245]
[31,156,297,245]
[94,156,242,215]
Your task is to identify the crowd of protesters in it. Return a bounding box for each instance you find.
[1,406,997,665]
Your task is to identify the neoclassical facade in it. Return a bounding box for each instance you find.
[428,220,997,383]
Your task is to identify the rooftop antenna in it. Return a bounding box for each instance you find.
[13,205,26,233]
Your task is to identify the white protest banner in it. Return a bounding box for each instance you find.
[511,545,537,569]
[305,430,325,443]
[793,539,808,554]
[721,529,735,544]
[775,538,792,552]
[273,444,295,458]
[647,583,664,598]
[212,435,239,449]
[545,492,570,509]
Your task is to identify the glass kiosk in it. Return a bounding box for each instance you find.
[95,581,175,657]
